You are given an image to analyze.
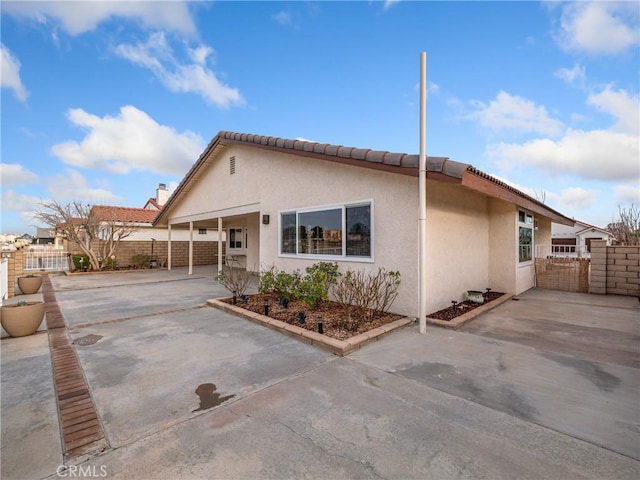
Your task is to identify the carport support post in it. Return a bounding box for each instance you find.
[188,221,193,275]
[418,51,428,334]
[217,217,223,273]
[167,223,172,271]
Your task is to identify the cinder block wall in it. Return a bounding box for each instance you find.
[66,240,224,268]
[590,240,640,296]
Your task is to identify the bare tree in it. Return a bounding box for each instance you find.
[607,204,640,246]
[34,201,138,270]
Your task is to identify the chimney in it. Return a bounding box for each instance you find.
[156,183,168,206]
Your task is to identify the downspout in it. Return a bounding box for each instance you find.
[419,52,428,334]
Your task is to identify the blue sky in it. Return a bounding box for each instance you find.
[1,0,639,235]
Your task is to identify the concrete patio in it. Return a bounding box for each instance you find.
[1,267,638,479]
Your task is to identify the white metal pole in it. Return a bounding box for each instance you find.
[419,52,428,334]
[167,223,172,271]
[188,221,193,275]
[218,217,223,273]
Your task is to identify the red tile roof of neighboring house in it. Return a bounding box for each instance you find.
[144,198,162,210]
[155,130,575,227]
[92,206,158,224]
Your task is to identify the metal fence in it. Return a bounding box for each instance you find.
[24,250,70,271]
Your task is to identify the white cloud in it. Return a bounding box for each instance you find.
[188,45,214,65]
[0,44,29,102]
[46,169,123,203]
[272,11,293,25]
[487,128,639,181]
[468,91,565,136]
[0,189,42,212]
[488,173,597,212]
[2,0,196,36]
[383,0,400,11]
[114,33,244,108]
[547,187,597,210]
[0,163,38,186]
[614,185,640,204]
[50,105,204,176]
[554,63,586,87]
[587,86,639,135]
[555,1,639,55]
[0,189,44,227]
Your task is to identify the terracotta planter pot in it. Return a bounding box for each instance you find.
[17,275,43,295]
[1,302,45,337]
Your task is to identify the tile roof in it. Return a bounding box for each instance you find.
[217,130,465,176]
[155,130,575,226]
[143,198,163,210]
[91,206,158,224]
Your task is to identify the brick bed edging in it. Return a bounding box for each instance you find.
[424,293,514,330]
[41,275,110,463]
[207,298,414,356]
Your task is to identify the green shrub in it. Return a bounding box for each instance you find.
[71,254,90,271]
[298,262,339,308]
[131,254,150,269]
[103,256,118,270]
[258,264,278,294]
[274,270,301,298]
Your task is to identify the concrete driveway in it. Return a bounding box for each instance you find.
[1,268,638,479]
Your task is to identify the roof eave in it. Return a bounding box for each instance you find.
[461,170,575,226]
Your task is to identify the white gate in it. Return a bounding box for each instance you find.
[24,250,70,271]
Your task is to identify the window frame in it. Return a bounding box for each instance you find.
[278,200,374,263]
[227,226,247,252]
[517,209,534,265]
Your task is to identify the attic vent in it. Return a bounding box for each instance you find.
[229,156,236,175]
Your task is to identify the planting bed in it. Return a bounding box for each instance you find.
[427,291,505,321]
[220,293,405,341]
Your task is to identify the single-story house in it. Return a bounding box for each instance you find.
[153,130,574,317]
[552,220,614,256]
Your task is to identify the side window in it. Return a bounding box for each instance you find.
[518,210,533,263]
[228,227,244,250]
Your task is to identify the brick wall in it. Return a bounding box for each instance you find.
[66,240,225,268]
[590,240,640,296]
[5,249,25,298]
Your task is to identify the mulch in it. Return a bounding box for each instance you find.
[426,291,505,321]
[220,293,404,341]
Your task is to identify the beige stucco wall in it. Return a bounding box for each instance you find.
[424,182,490,310]
[166,144,552,317]
[488,199,516,294]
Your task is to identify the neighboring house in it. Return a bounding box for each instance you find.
[143,183,169,211]
[34,227,56,245]
[552,220,614,256]
[63,186,221,268]
[154,130,575,317]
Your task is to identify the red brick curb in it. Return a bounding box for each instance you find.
[41,276,109,462]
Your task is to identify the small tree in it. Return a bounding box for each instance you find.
[607,204,640,246]
[34,200,138,270]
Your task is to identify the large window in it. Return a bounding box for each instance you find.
[518,210,533,263]
[280,202,372,259]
